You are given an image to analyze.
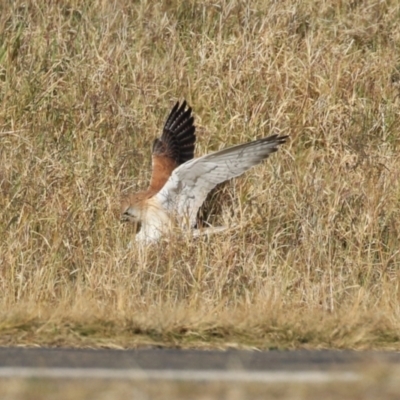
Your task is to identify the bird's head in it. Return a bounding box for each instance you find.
[120,193,147,224]
[121,204,140,223]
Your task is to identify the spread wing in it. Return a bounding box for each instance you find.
[154,134,288,227]
[149,101,196,192]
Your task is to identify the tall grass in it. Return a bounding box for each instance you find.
[1,0,400,348]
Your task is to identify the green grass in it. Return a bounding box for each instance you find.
[1,0,400,349]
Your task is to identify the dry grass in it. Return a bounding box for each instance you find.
[1,0,400,349]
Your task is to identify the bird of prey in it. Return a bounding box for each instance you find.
[121,101,287,243]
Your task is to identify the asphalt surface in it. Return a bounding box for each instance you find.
[0,347,399,371]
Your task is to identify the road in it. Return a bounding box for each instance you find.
[0,347,399,382]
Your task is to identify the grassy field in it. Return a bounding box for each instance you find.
[1,0,400,349]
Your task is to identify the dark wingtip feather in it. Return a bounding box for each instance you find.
[159,100,197,165]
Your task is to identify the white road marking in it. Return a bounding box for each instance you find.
[0,368,360,383]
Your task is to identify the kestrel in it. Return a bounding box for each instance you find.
[121,101,287,243]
